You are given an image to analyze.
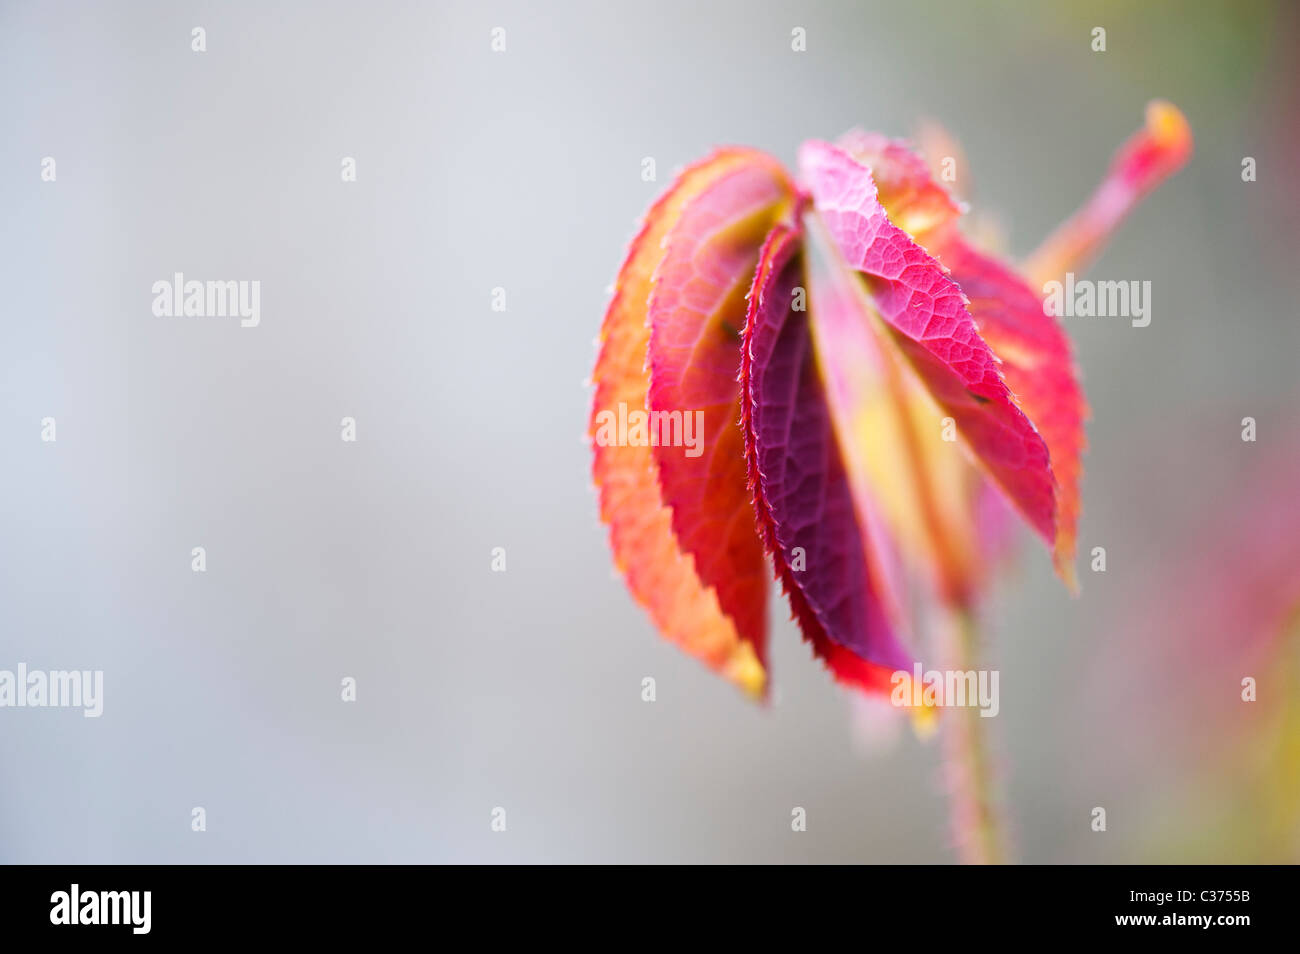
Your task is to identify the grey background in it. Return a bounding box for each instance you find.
[1,0,1294,862]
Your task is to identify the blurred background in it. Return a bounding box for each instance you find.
[1,0,1296,862]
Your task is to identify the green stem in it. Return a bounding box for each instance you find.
[939,604,1007,865]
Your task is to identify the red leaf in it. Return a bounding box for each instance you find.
[590,149,785,696]
[645,150,795,688]
[799,140,1057,552]
[935,237,1088,585]
[741,224,909,691]
[1024,101,1193,286]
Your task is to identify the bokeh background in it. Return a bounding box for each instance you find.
[2,0,1296,862]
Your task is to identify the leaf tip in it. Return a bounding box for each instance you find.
[723,640,768,699]
[1145,99,1193,160]
[909,702,940,740]
[1052,536,1082,595]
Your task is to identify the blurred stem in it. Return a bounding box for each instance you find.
[939,603,1007,865]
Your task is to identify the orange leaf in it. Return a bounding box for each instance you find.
[590,149,792,696]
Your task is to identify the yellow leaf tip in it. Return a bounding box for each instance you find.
[724,641,767,700]
[1145,100,1192,151]
[1054,551,1081,596]
[909,703,940,740]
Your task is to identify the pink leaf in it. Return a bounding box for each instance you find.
[799,140,1057,549]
